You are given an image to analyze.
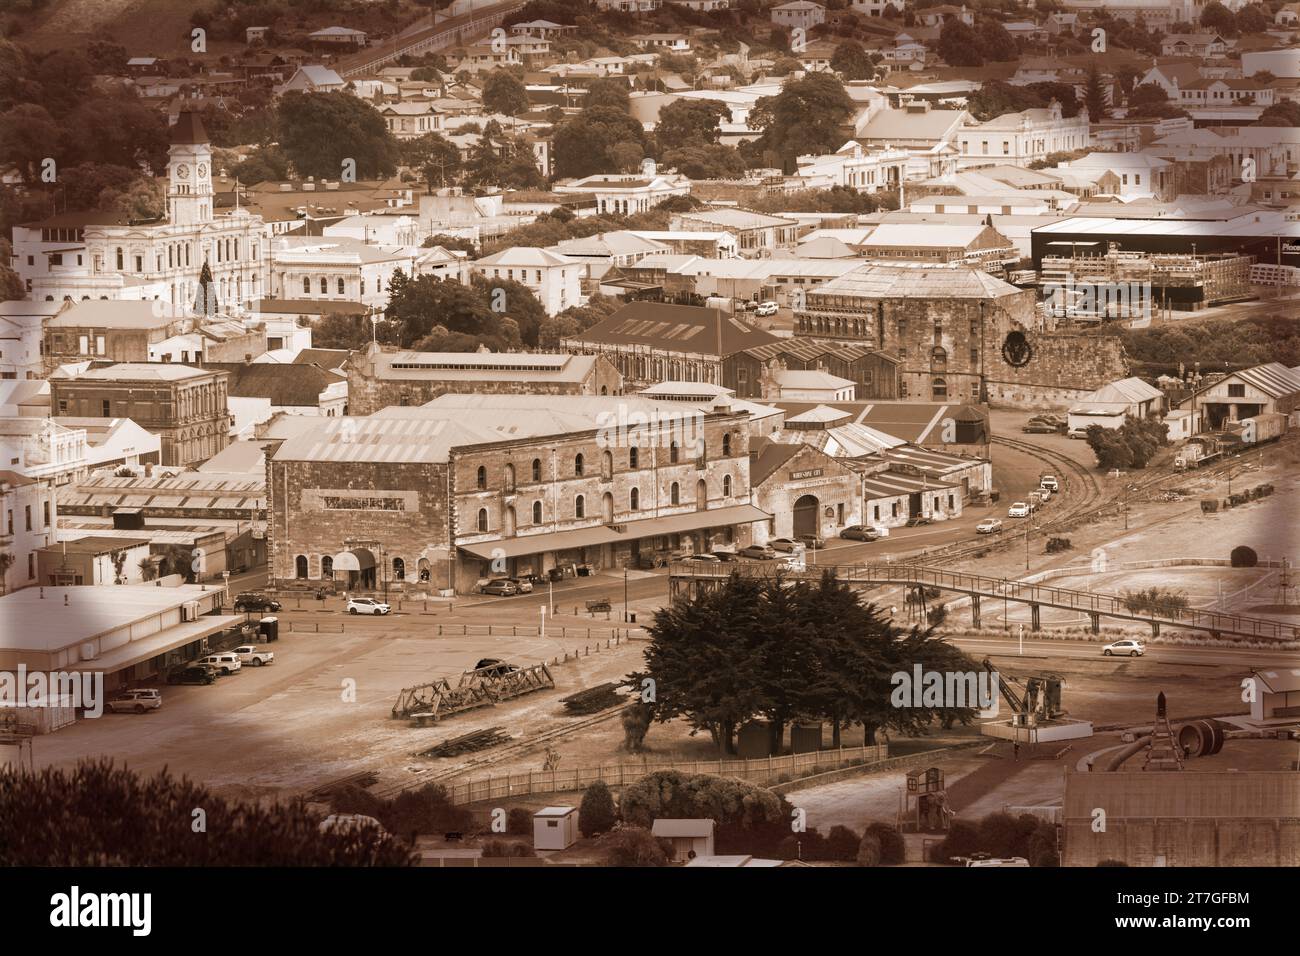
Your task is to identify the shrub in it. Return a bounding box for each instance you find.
[824,825,861,862]
[866,823,906,864]
[601,825,669,866]
[507,807,532,835]
[578,780,618,837]
[509,842,536,857]
[480,838,511,857]
[857,832,882,866]
[933,819,981,862]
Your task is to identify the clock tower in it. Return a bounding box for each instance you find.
[168,111,213,228]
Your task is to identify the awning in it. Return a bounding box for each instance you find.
[457,504,771,560]
[332,548,376,572]
[617,504,770,539]
[459,525,624,560]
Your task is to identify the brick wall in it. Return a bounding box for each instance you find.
[987,332,1129,409]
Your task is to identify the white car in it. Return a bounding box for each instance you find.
[107,689,162,714]
[754,301,779,317]
[976,518,1003,534]
[1039,475,1059,493]
[346,597,391,615]
[1103,640,1145,657]
[1007,502,1030,518]
[232,645,275,667]
[197,653,242,675]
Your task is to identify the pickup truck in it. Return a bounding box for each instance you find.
[232,645,275,667]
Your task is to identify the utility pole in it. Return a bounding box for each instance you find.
[623,566,629,623]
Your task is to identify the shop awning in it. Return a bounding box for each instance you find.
[457,505,771,560]
[617,504,770,539]
[458,525,624,560]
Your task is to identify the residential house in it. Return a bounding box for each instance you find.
[1161,34,1229,58]
[553,165,692,215]
[379,101,444,140]
[670,208,801,257]
[957,102,1091,169]
[855,100,966,179]
[308,26,367,47]
[771,1,826,31]
[275,65,345,94]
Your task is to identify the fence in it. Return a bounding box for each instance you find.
[445,742,889,805]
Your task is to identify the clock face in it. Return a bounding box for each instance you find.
[176,164,190,179]
[196,163,208,179]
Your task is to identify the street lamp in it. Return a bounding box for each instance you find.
[623,566,629,623]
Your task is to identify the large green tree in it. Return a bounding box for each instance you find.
[654,98,729,153]
[402,132,462,190]
[746,73,855,168]
[830,40,879,81]
[482,70,530,117]
[553,106,649,178]
[277,91,399,180]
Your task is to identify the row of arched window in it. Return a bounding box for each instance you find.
[293,554,423,581]
[471,475,736,534]
[471,436,735,491]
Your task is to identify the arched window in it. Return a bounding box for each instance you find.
[630,487,639,511]
[722,432,732,456]
[670,441,679,464]
[115,248,123,270]
[392,557,405,581]
[303,276,310,293]
[321,555,333,579]
[531,458,541,482]
[477,508,488,532]
[504,463,515,492]
[320,277,327,294]
[337,277,345,295]
[575,494,585,518]
[476,465,486,490]
[670,482,680,505]
[931,346,948,368]
[295,555,308,579]
[574,453,584,477]
[629,446,639,469]
[601,450,613,479]
[723,474,732,497]
[532,500,542,524]
[932,377,948,399]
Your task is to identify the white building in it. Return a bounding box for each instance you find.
[472,247,583,316]
[269,236,421,311]
[796,142,909,192]
[11,112,268,311]
[379,102,444,140]
[553,164,692,216]
[1061,153,1175,201]
[0,301,63,380]
[958,102,1091,169]
[771,1,826,30]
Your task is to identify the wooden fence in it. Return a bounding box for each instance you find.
[445,742,889,805]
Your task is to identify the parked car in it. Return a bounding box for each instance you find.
[1067,426,1088,439]
[166,664,216,686]
[233,592,281,613]
[797,533,826,550]
[506,577,534,594]
[197,653,242,676]
[232,645,275,667]
[738,544,777,560]
[1028,414,1065,428]
[1028,489,1049,507]
[840,525,880,542]
[688,553,721,562]
[754,301,779,317]
[346,597,391,615]
[1021,422,1057,434]
[1103,640,1145,657]
[479,579,518,597]
[1039,474,1059,493]
[768,537,804,553]
[107,689,162,714]
[976,518,1003,534]
[1007,502,1030,518]
[711,550,741,562]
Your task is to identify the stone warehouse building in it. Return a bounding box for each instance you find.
[562,301,780,390]
[49,364,230,468]
[346,344,624,416]
[794,263,1126,407]
[725,339,901,401]
[795,264,1031,404]
[267,394,764,593]
[749,440,862,543]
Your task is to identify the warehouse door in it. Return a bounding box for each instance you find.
[793,495,819,538]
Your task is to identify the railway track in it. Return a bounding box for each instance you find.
[370,704,627,799]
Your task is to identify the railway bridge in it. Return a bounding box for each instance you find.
[667,561,1296,642]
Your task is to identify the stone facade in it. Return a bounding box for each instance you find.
[986,332,1130,409]
[750,444,861,543]
[724,344,900,400]
[50,367,230,468]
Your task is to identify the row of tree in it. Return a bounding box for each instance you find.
[633,571,978,755]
